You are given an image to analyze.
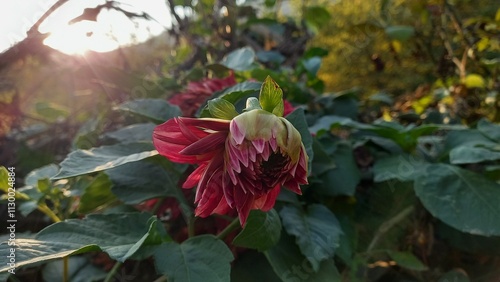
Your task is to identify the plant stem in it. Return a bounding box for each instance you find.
[187,216,196,238]
[366,206,415,252]
[63,257,69,282]
[38,203,62,223]
[104,261,123,282]
[216,218,241,240]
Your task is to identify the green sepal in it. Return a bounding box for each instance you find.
[207,98,240,120]
[259,76,284,117]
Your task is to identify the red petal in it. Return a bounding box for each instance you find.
[181,131,228,155]
[182,163,207,188]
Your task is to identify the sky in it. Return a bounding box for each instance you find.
[1,0,172,54]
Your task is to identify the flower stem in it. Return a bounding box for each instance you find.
[366,206,415,252]
[37,203,61,223]
[187,216,196,238]
[104,261,122,282]
[63,257,69,282]
[216,218,241,240]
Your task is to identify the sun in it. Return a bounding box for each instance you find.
[43,20,119,55]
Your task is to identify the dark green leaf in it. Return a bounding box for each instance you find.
[445,129,496,149]
[302,57,322,76]
[106,123,156,143]
[42,256,107,282]
[415,164,500,236]
[208,98,239,120]
[78,174,117,214]
[259,76,284,116]
[280,204,342,271]
[107,160,181,204]
[264,233,341,282]
[477,118,500,142]
[373,154,427,182]
[449,146,500,164]
[233,209,281,251]
[311,139,336,176]
[256,51,285,64]
[386,251,428,271]
[116,99,181,123]
[221,47,255,71]
[438,270,470,282]
[316,142,360,196]
[154,235,233,282]
[0,213,168,272]
[53,142,157,179]
[286,108,314,173]
[231,251,281,282]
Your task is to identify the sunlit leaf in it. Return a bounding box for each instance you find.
[0,213,168,272]
[53,142,158,179]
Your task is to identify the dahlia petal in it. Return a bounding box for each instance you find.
[181,131,228,155]
[230,121,245,145]
[284,180,302,195]
[270,138,278,152]
[252,139,265,153]
[234,188,253,225]
[182,163,207,188]
[236,143,249,167]
[212,196,232,215]
[195,156,224,203]
[222,174,235,208]
[255,185,281,211]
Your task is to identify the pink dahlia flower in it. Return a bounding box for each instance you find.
[168,74,237,117]
[153,109,308,225]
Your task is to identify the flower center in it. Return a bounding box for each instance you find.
[259,151,290,189]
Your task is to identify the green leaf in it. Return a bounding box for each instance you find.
[0,167,10,192]
[208,98,239,120]
[35,102,70,121]
[373,154,427,182]
[199,81,261,118]
[477,118,500,142]
[53,142,158,179]
[116,99,181,123]
[107,160,181,204]
[106,123,156,143]
[386,251,428,271]
[286,108,314,173]
[304,6,331,33]
[154,235,234,282]
[446,129,497,149]
[256,51,285,64]
[221,47,255,71]
[415,164,500,236]
[233,209,281,251]
[231,251,281,282]
[78,174,117,214]
[259,76,284,116]
[449,146,500,164]
[264,233,341,282]
[385,25,415,41]
[302,57,322,76]
[0,213,168,272]
[42,256,107,282]
[311,139,336,176]
[280,204,342,271]
[316,142,360,196]
[25,164,59,186]
[438,270,470,282]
